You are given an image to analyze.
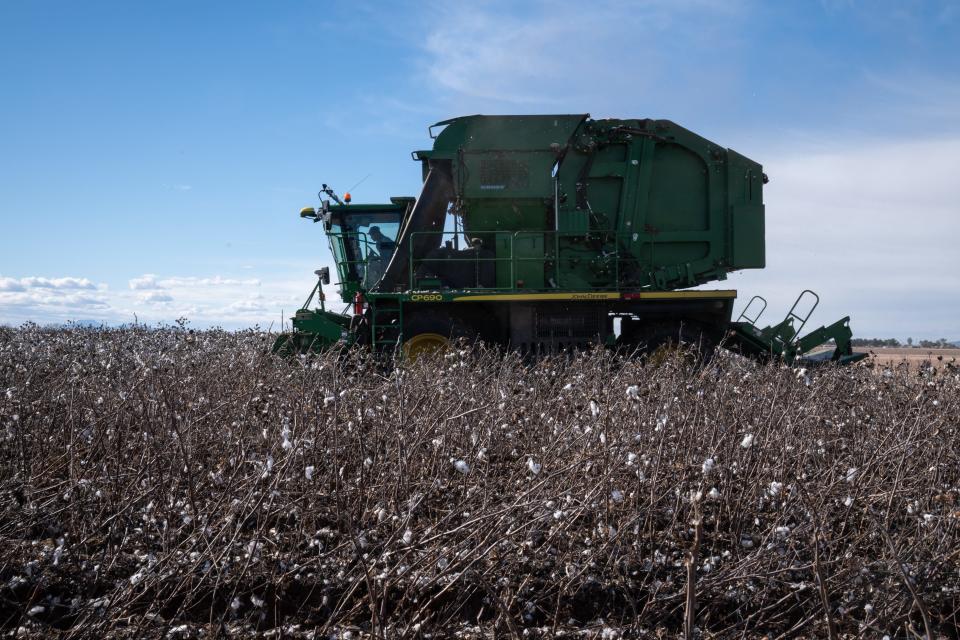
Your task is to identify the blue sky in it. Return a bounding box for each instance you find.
[1,1,958,339]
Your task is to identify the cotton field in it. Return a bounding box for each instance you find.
[1,324,958,638]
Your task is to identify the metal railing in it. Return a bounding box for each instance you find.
[407,230,663,292]
[328,229,703,293]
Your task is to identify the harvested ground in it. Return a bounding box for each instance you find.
[1,325,958,638]
[861,347,960,370]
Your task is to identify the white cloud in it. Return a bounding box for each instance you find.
[157,276,261,288]
[1,276,98,291]
[129,274,162,290]
[0,275,113,324]
[0,277,25,292]
[230,298,268,313]
[139,291,173,304]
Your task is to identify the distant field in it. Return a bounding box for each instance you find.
[1,326,958,638]
[859,347,960,369]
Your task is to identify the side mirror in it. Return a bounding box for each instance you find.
[300,206,317,219]
[314,267,330,285]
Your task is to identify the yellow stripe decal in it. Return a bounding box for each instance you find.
[625,290,737,300]
[450,290,736,302]
[452,293,621,302]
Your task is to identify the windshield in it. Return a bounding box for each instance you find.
[328,211,401,290]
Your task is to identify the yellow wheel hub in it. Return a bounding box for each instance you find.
[402,332,451,361]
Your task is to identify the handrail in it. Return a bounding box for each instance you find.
[404,229,667,292]
[736,295,767,325]
[320,228,716,294]
[783,289,819,343]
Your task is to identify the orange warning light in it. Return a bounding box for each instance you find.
[344,192,352,203]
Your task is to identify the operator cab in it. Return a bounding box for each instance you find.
[320,201,412,295]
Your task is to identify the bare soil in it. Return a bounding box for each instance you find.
[860,347,960,370]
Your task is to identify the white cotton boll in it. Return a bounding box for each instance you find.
[589,400,600,418]
[402,530,413,545]
[768,481,783,497]
[923,513,935,526]
[626,452,638,466]
[864,603,874,616]
[304,466,315,481]
[845,467,859,483]
[323,396,335,407]
[707,487,721,501]
[599,431,606,445]
[774,526,791,539]
[562,383,573,391]
[230,597,242,611]
[250,594,265,608]
[740,434,755,448]
[527,458,542,475]
[626,385,639,400]
[611,489,625,503]
[265,455,274,472]
[553,510,564,520]
[702,458,716,475]
[843,496,854,507]
[453,459,470,474]
[282,437,293,451]
[27,605,45,616]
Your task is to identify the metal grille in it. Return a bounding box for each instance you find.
[535,310,600,339]
[479,156,530,190]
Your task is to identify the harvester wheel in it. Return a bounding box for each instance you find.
[402,313,474,361]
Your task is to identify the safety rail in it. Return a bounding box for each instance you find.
[736,295,768,325]
[406,230,670,292]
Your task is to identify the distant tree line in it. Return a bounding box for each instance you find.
[852,338,902,347]
[851,338,955,348]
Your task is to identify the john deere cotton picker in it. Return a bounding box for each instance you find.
[274,114,865,365]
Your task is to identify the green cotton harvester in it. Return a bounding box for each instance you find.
[276,114,865,365]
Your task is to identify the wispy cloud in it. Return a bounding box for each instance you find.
[138,291,173,304]
[1,276,99,291]
[422,1,746,111]
[129,274,162,290]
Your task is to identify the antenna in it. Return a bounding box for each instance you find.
[346,173,372,194]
